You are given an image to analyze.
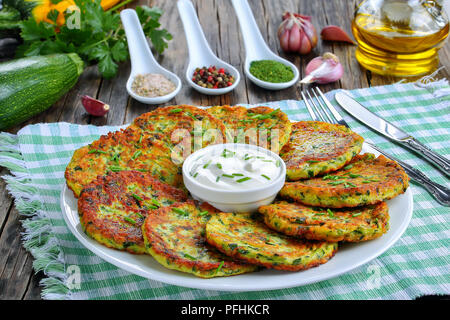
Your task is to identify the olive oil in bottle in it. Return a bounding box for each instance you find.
[352,0,449,77]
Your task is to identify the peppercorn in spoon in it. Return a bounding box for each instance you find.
[177,0,240,95]
[230,0,299,90]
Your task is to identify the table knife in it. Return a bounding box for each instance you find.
[335,91,450,177]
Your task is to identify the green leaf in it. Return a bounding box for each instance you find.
[46,9,59,24]
[98,52,118,79]
[19,18,55,41]
[149,28,172,54]
[111,41,128,62]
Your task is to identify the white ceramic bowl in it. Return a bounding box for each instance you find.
[182,143,286,213]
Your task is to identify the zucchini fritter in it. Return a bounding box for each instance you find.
[206,212,338,271]
[78,171,187,254]
[207,105,292,153]
[129,105,227,156]
[259,201,389,242]
[65,128,182,197]
[280,154,409,208]
[280,121,363,180]
[142,201,258,278]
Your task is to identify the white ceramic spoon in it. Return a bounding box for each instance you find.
[230,0,299,90]
[177,0,240,95]
[120,9,181,104]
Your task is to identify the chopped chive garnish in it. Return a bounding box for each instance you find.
[170,108,182,113]
[352,212,362,217]
[198,211,209,216]
[131,150,142,160]
[184,111,197,120]
[232,173,244,176]
[216,176,220,182]
[346,182,357,188]
[203,160,212,169]
[216,163,222,169]
[216,261,225,274]
[276,160,281,167]
[262,160,273,163]
[138,134,143,144]
[132,193,142,201]
[261,174,271,180]
[222,149,235,158]
[237,177,251,183]
[193,172,199,178]
[307,160,319,163]
[147,205,158,209]
[108,165,123,172]
[135,212,144,219]
[172,207,188,216]
[327,181,345,185]
[327,209,334,217]
[222,174,234,178]
[151,199,161,207]
[136,169,147,172]
[184,253,196,261]
[244,156,254,160]
[124,217,136,224]
[344,164,353,170]
[88,149,108,154]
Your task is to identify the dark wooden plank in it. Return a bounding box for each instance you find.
[0,207,36,300]
[0,168,14,235]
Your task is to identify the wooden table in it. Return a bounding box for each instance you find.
[1,0,448,300]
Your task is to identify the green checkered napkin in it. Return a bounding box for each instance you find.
[1,80,449,300]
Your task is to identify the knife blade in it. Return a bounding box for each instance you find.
[335,91,450,177]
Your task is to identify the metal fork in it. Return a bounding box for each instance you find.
[300,87,450,207]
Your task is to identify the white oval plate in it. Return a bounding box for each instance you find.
[61,143,413,292]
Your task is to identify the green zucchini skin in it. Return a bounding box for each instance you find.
[0,53,84,130]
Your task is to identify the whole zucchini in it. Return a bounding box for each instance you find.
[0,53,84,130]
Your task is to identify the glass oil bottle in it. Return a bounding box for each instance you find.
[352,0,449,77]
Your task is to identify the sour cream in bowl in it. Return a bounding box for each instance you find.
[182,143,286,213]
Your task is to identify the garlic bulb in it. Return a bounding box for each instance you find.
[300,52,344,84]
[278,12,318,55]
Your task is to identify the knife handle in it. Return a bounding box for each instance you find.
[366,142,450,206]
[401,138,450,178]
[403,166,450,207]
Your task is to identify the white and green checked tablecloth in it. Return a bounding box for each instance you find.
[0,81,449,300]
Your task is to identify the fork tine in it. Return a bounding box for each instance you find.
[301,91,319,121]
[315,88,344,123]
[312,88,335,124]
[305,90,326,122]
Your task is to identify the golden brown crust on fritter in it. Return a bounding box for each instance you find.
[259,201,389,242]
[280,121,364,180]
[78,171,187,254]
[129,105,227,152]
[65,128,182,197]
[207,105,292,153]
[206,212,338,271]
[142,201,258,278]
[280,154,409,208]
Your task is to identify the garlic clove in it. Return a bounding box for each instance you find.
[300,52,344,84]
[320,25,355,44]
[81,95,110,116]
[299,31,312,55]
[289,22,301,52]
[303,19,318,47]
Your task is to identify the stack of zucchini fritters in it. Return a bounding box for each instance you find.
[66,105,409,278]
